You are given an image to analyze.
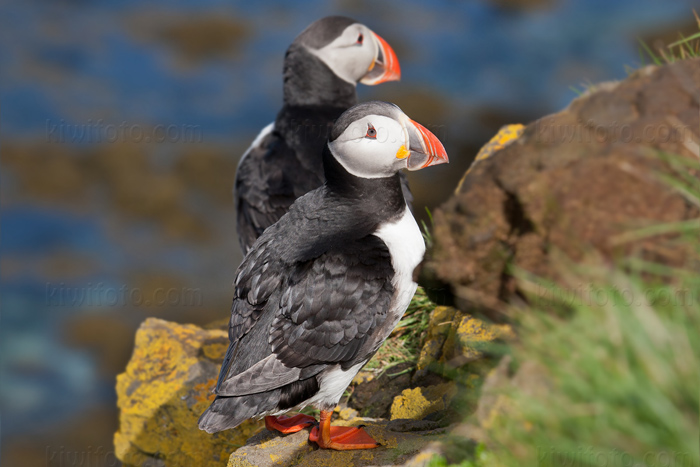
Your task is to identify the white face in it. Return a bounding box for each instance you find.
[329,114,410,179]
[306,24,378,85]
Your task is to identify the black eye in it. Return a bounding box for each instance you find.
[365,124,376,139]
[357,33,363,44]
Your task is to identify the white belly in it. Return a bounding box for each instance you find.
[373,206,426,333]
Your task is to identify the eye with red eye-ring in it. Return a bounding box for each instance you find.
[357,34,363,44]
[365,124,377,139]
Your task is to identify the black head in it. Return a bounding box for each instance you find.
[294,16,358,50]
[282,17,401,107]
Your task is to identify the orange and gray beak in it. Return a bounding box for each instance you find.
[360,31,401,85]
[403,119,449,170]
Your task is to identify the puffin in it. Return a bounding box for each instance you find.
[234,16,409,255]
[199,101,448,450]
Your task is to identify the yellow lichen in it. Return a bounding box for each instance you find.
[114,318,261,467]
[454,315,514,360]
[415,306,459,372]
[351,371,374,385]
[389,383,457,421]
[456,123,525,191]
[202,341,229,361]
[256,434,284,450]
[227,457,256,467]
[337,407,359,421]
[473,124,525,163]
[416,338,442,372]
[438,313,514,365]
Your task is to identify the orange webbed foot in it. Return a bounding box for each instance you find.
[308,410,380,450]
[265,414,316,434]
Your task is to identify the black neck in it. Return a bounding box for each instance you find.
[322,145,405,216]
[279,145,407,263]
[282,44,357,108]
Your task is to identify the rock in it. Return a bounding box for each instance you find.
[400,442,450,467]
[114,318,261,467]
[422,59,700,320]
[227,417,450,467]
[390,383,457,421]
[385,419,443,433]
[441,314,515,368]
[348,362,415,419]
[114,306,502,465]
[413,305,514,384]
[457,124,525,185]
[413,306,458,383]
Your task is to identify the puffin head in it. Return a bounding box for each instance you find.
[294,16,401,86]
[328,101,449,179]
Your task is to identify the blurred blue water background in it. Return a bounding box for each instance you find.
[1,0,696,463]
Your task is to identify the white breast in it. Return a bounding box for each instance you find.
[374,206,426,330]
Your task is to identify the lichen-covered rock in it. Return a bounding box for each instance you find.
[114,305,506,465]
[413,306,458,382]
[422,59,700,319]
[390,383,457,421]
[442,314,514,367]
[413,305,514,383]
[114,318,261,467]
[347,362,416,419]
[227,417,450,467]
[457,124,525,185]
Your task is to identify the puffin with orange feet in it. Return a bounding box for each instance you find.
[234,16,408,255]
[199,101,448,450]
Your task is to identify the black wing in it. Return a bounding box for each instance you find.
[214,231,287,395]
[270,235,394,369]
[215,222,394,396]
[234,128,324,255]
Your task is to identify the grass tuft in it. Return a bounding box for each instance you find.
[422,207,435,249]
[639,10,700,64]
[364,287,434,375]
